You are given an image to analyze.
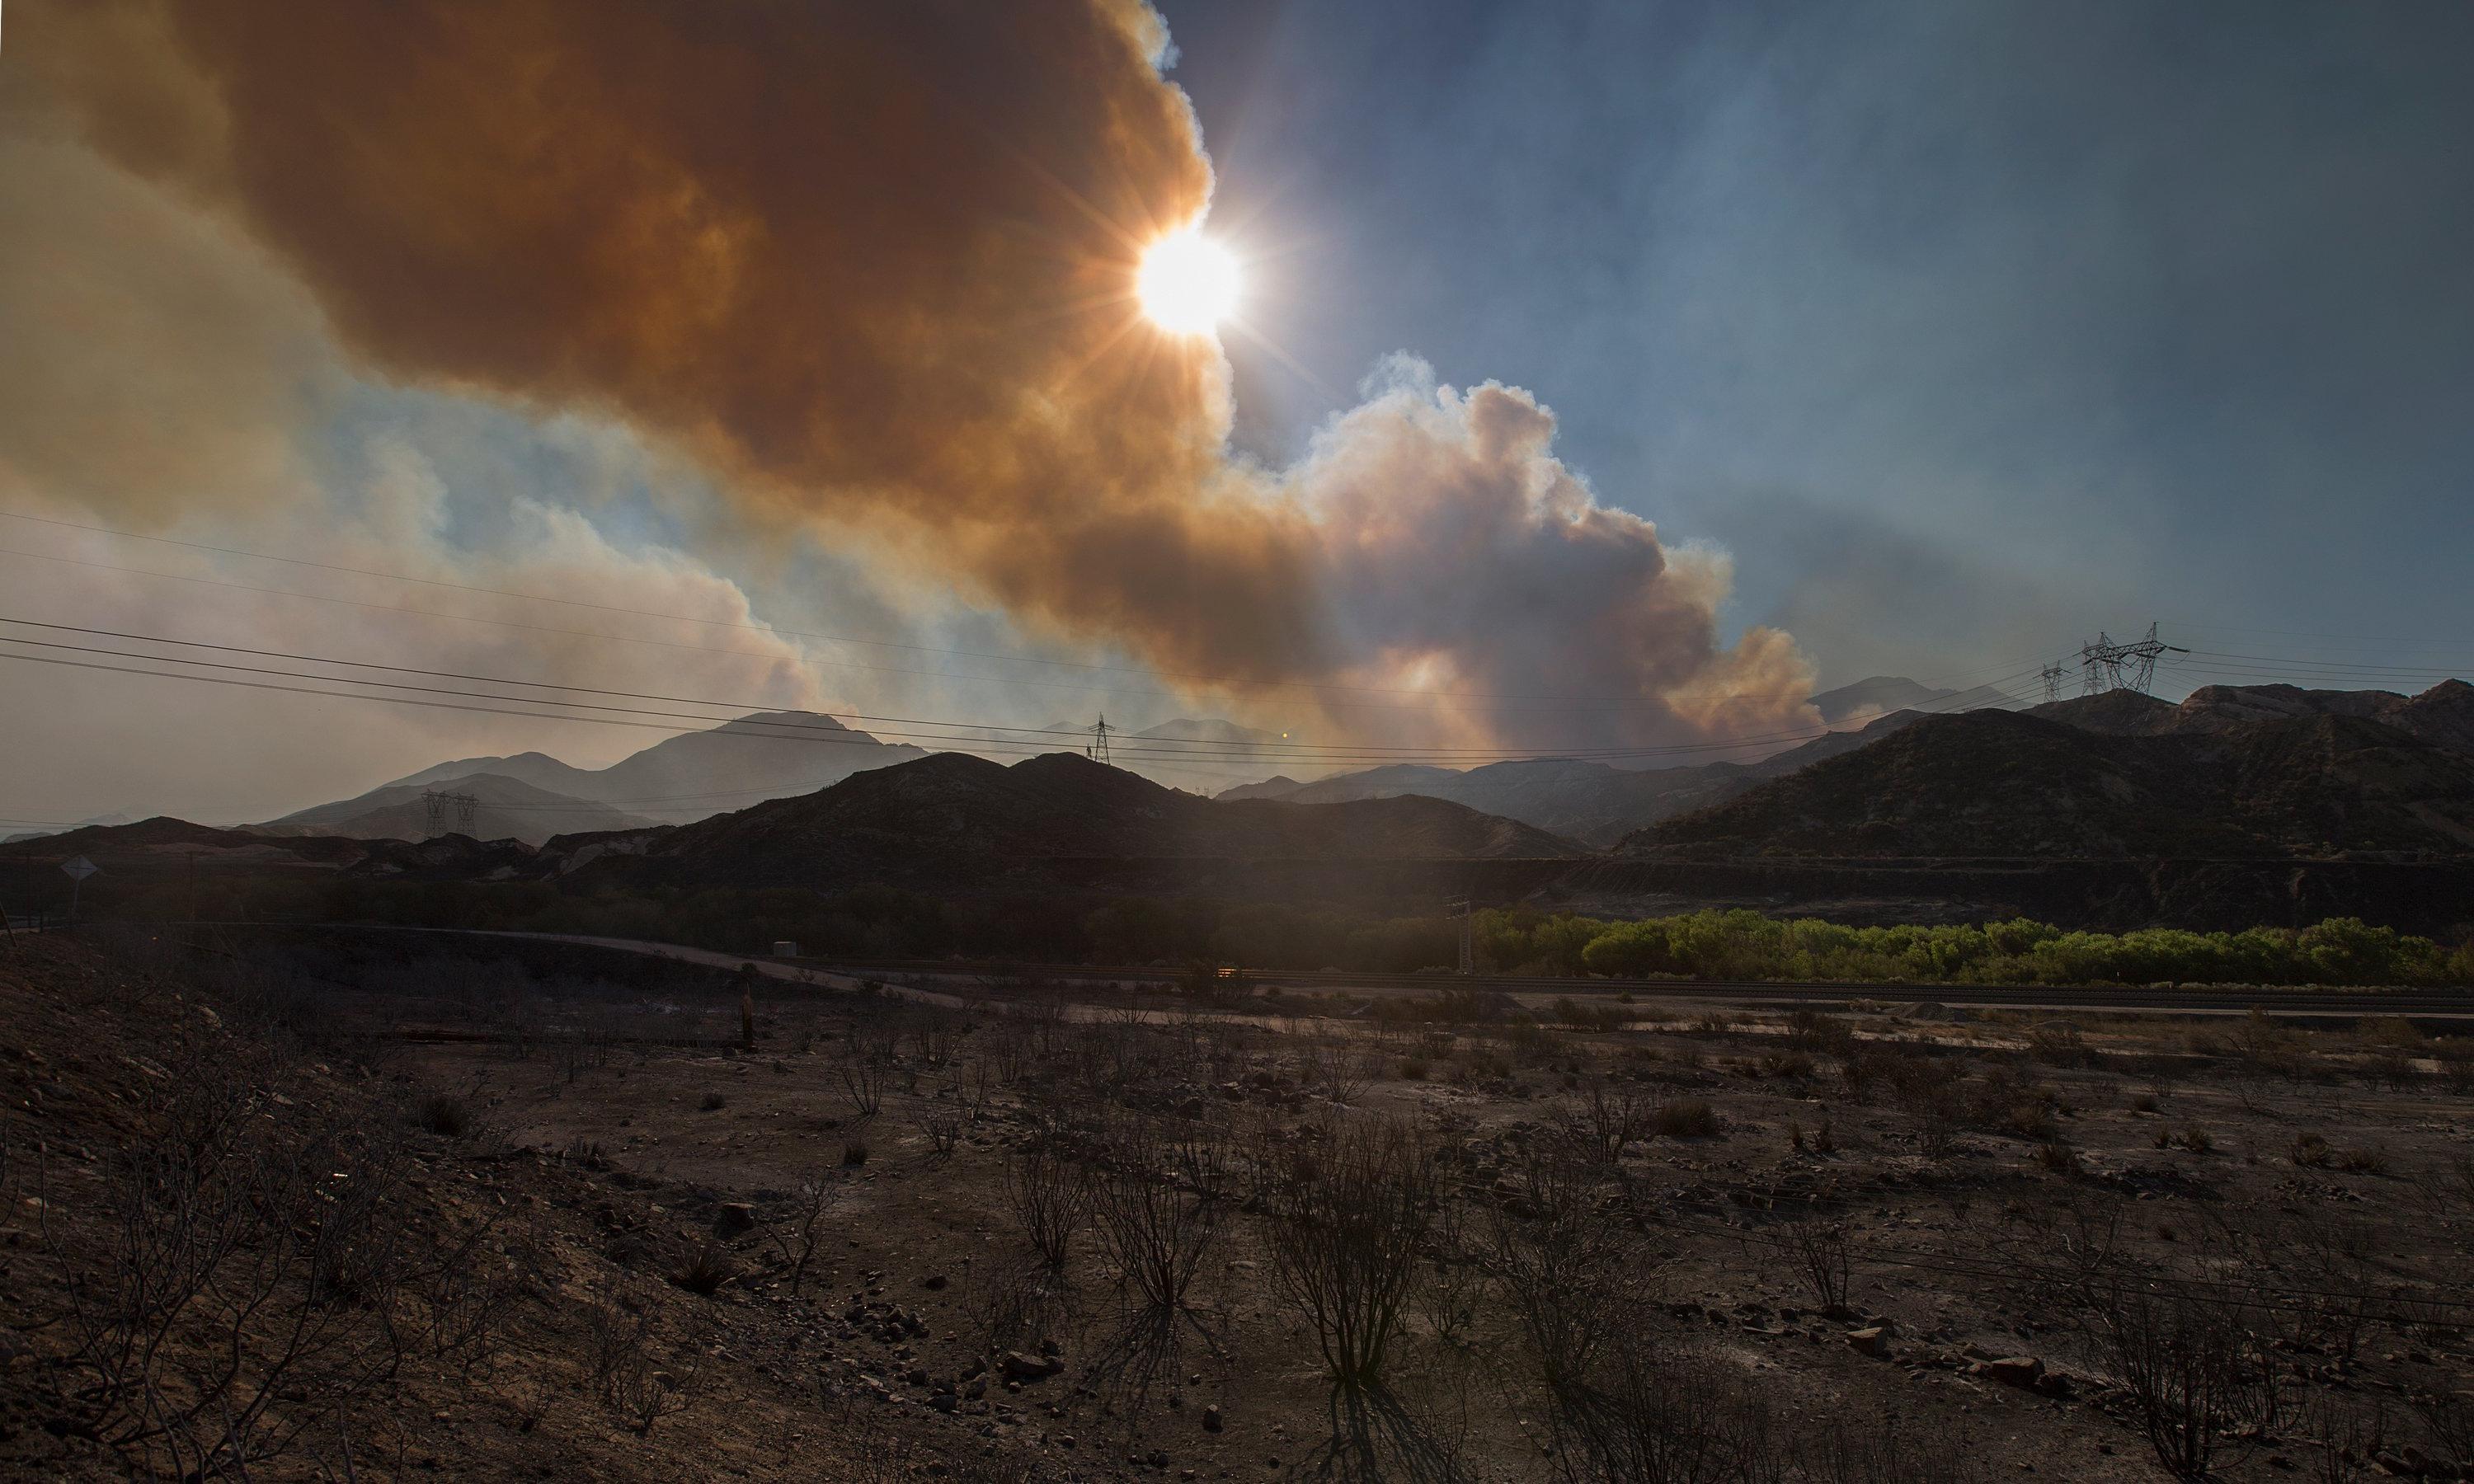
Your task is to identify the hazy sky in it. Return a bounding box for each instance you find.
[1164,0,2474,683]
[4,0,2472,826]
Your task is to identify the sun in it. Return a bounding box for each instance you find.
[1136,227,1239,335]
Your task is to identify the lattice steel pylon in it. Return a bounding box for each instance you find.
[422,788,478,835]
[2076,622,2187,696]
[1086,714,1112,767]
[2039,662,2068,704]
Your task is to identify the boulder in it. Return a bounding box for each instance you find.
[1983,1356,2045,1388]
[998,1350,1062,1381]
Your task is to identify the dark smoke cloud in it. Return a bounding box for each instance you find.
[29,0,1814,749]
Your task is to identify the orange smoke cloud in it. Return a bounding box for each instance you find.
[28,0,1815,749]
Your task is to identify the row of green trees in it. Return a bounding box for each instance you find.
[1551,908,2472,987]
[50,868,2470,986]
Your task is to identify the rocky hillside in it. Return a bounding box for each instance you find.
[1627,707,2474,860]
[2033,679,2474,753]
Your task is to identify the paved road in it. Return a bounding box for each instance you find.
[178,923,2474,1020]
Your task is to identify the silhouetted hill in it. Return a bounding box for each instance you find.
[2033,679,2474,754]
[1217,774,1305,801]
[1215,711,1933,847]
[600,751,1579,889]
[1626,708,2474,860]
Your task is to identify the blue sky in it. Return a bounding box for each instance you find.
[1160,0,2474,688]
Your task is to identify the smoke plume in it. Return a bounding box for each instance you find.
[21,0,1814,750]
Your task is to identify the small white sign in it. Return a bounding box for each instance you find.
[61,856,98,881]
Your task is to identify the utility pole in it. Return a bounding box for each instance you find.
[1446,897,1473,975]
[2039,662,2067,705]
[1087,714,1112,767]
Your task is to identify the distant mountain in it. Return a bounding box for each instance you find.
[1,810,130,845]
[377,711,927,824]
[1217,775,1305,801]
[1211,711,1933,848]
[386,749,604,796]
[590,750,1580,890]
[1625,707,2474,860]
[252,773,656,846]
[1811,675,2020,725]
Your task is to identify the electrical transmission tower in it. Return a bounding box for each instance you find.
[1445,897,1473,975]
[422,787,478,835]
[1085,714,1112,767]
[2039,662,2067,704]
[2075,622,2187,696]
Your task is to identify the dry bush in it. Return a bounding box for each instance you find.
[1541,1339,1782,1484]
[1005,1141,1089,1270]
[839,1019,896,1116]
[1492,1146,1663,1407]
[1649,1099,1719,1139]
[1786,1008,1857,1057]
[46,1101,413,1478]
[1796,1415,1992,1482]
[1293,1040,1379,1105]
[1785,1214,1854,1314]
[587,1302,695,1435]
[1562,1071,1656,1164]
[908,1005,961,1068]
[923,1109,965,1159]
[1413,1197,1489,1347]
[415,1089,475,1137]
[964,1253,1071,1355]
[758,1167,841,1296]
[408,1211,536,1376]
[1165,1115,1237,1203]
[1263,1118,1439,1394]
[1088,1152,1220,1322]
[2086,1283,2277,1481]
[670,1245,735,1296]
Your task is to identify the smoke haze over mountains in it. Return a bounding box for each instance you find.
[2,0,1812,831]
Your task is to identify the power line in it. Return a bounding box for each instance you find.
[0,618,2045,765]
[0,508,2044,710]
[2177,649,2471,677]
[8,645,2013,774]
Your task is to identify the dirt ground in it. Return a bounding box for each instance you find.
[5,932,2472,1481]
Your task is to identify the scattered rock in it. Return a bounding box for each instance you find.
[1984,1356,2045,1388]
[999,1350,1063,1381]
